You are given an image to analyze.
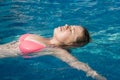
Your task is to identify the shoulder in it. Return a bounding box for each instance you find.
[42,47,69,55]
[44,47,65,51]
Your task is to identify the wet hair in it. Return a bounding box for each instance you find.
[75,27,91,47]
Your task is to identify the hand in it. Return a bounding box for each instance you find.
[86,70,107,80]
[94,74,107,80]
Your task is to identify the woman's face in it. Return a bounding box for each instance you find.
[53,25,84,45]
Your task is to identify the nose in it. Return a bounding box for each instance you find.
[64,24,70,30]
[58,24,71,31]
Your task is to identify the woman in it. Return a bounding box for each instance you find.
[0,24,106,80]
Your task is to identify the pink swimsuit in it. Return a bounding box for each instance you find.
[19,34,46,55]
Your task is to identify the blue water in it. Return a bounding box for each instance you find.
[0,0,120,80]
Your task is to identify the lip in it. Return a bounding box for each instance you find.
[57,27,62,31]
[54,27,61,32]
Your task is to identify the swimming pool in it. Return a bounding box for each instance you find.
[0,0,120,80]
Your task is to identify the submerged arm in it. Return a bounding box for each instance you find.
[49,48,106,80]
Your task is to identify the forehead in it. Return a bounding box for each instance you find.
[71,25,84,33]
[70,25,83,29]
[71,25,84,38]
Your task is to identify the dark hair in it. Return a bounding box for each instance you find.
[75,27,91,47]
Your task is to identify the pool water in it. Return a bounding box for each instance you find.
[0,0,120,80]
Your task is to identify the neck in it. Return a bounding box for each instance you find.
[49,38,61,47]
[39,37,57,46]
[49,38,74,49]
[40,38,51,45]
[43,37,65,47]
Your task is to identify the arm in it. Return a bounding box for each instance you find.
[0,41,19,58]
[50,48,106,80]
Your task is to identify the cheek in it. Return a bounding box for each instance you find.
[55,31,71,41]
[59,33,69,40]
